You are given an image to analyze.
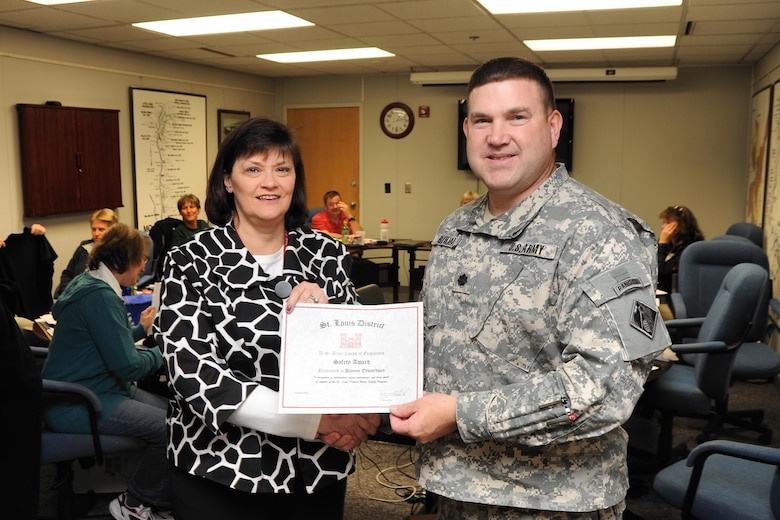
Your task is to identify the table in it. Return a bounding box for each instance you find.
[348,239,431,302]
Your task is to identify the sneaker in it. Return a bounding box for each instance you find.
[109,492,165,520]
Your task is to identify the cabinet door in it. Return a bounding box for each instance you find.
[18,106,82,216]
[17,104,122,217]
[75,109,122,210]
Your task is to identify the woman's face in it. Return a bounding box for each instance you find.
[115,257,147,288]
[224,148,295,228]
[179,201,200,224]
[91,220,111,242]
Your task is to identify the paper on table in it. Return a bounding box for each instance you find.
[279,302,423,414]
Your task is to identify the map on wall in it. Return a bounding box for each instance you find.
[765,83,780,291]
[130,87,208,231]
[746,86,772,227]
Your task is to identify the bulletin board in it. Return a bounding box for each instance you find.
[746,86,772,227]
[130,87,208,231]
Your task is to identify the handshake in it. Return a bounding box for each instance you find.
[316,413,383,451]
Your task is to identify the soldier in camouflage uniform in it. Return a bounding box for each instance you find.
[389,57,671,519]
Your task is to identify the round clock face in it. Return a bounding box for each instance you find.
[380,102,414,139]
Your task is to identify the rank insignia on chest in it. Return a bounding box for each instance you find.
[630,300,657,338]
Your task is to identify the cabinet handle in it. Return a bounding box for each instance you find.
[75,153,82,173]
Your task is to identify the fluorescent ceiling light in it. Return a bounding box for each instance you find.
[526,35,676,51]
[258,47,394,63]
[132,11,313,37]
[26,0,94,4]
[477,0,682,14]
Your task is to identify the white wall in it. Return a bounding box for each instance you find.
[0,23,760,293]
[0,26,276,281]
[276,66,752,244]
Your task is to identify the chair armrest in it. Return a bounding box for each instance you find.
[669,340,730,355]
[680,440,780,515]
[686,439,780,467]
[41,377,105,463]
[770,298,780,317]
[41,378,102,413]
[30,345,49,358]
[664,317,706,330]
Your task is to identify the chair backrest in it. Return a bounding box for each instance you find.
[306,207,324,227]
[148,217,182,281]
[356,283,385,305]
[694,263,768,401]
[677,238,770,342]
[726,222,764,248]
[136,230,154,288]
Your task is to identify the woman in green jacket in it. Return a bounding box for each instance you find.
[42,223,169,520]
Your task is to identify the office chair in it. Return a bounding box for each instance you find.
[725,222,764,248]
[38,372,147,520]
[147,217,182,283]
[356,283,385,305]
[306,207,324,227]
[136,230,155,289]
[653,439,780,520]
[642,263,773,465]
[669,238,780,383]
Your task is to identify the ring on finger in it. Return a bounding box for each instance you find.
[309,294,319,303]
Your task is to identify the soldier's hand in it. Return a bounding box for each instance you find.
[389,393,457,444]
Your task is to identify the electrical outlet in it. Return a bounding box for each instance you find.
[405,182,412,193]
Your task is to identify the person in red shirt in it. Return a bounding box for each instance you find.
[311,191,364,239]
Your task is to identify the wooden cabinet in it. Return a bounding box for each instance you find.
[16,104,122,217]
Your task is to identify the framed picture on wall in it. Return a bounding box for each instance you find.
[218,109,250,143]
[746,86,772,227]
[130,87,207,231]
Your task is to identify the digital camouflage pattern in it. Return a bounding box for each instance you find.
[418,166,670,514]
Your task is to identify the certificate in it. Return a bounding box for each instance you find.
[279,302,423,413]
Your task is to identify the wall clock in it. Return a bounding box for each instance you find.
[380,102,414,139]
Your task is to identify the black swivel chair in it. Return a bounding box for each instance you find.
[642,263,773,465]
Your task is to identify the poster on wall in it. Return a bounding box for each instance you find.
[764,82,780,289]
[746,86,772,226]
[130,87,208,231]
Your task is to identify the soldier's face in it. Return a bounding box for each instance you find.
[463,79,561,207]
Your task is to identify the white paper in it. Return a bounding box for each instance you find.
[279,302,424,413]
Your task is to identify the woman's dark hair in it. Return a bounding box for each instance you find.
[205,117,308,228]
[467,57,557,113]
[88,223,149,273]
[659,205,705,245]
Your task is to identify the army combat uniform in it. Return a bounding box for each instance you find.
[419,166,670,515]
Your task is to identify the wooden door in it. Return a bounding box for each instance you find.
[286,107,360,217]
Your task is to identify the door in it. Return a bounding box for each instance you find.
[286,107,360,218]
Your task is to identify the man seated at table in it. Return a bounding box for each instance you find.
[311,190,364,239]
[311,190,377,287]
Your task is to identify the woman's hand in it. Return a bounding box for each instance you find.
[317,413,381,451]
[286,281,327,312]
[659,220,678,244]
[139,305,156,335]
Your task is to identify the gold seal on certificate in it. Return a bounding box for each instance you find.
[279,302,423,413]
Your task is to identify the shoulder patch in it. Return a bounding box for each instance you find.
[630,300,658,338]
[614,276,643,296]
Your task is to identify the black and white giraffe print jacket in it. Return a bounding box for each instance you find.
[154,222,357,494]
